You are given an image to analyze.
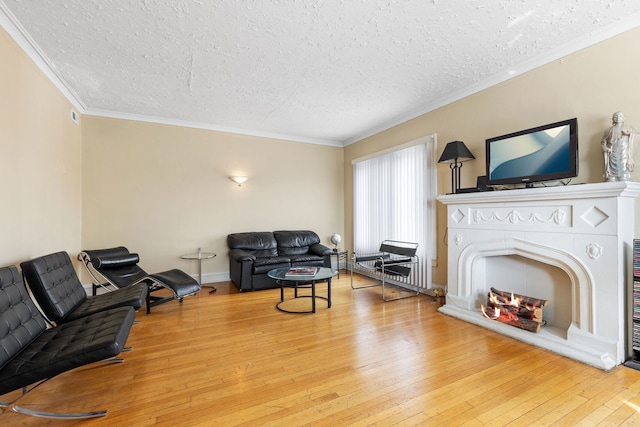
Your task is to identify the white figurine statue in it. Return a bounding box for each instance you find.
[602,111,637,182]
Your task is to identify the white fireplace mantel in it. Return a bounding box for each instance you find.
[437,181,640,370]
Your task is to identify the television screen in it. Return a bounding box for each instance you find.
[485,118,578,187]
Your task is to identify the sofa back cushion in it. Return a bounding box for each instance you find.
[227,232,278,258]
[274,230,321,256]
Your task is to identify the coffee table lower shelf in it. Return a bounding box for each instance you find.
[268,267,337,314]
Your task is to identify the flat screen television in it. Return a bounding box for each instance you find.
[485,118,578,187]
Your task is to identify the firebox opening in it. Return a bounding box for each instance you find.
[475,254,572,336]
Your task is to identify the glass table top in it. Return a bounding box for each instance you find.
[268,267,337,281]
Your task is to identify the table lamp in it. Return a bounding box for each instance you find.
[330,233,341,252]
[438,141,475,194]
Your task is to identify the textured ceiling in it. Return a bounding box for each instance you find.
[2,1,640,145]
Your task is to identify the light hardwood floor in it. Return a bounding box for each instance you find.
[4,272,640,426]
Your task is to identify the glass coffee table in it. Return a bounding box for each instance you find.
[268,267,337,314]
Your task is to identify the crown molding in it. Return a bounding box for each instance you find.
[83,108,344,147]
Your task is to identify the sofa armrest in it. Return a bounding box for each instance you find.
[229,248,256,262]
[309,243,333,256]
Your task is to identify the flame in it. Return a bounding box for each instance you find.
[482,288,546,333]
[509,292,520,307]
[488,291,500,305]
[481,304,500,320]
[488,290,521,307]
[482,290,524,322]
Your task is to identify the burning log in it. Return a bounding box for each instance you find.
[481,287,548,333]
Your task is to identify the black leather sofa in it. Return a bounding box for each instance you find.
[227,230,332,291]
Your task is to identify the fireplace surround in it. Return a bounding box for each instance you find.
[437,182,640,370]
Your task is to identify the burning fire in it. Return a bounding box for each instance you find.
[480,288,547,333]
[481,305,500,320]
[481,290,535,320]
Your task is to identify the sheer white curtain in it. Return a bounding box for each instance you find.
[352,135,437,289]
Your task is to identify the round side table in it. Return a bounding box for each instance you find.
[181,248,217,293]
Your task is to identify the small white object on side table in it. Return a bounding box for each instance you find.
[180,248,217,293]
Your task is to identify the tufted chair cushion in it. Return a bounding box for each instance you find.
[0,265,47,370]
[21,251,88,323]
[21,251,147,323]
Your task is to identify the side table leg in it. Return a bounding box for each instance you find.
[311,281,316,313]
[197,257,217,293]
[327,278,332,308]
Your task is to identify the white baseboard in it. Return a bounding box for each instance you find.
[200,272,230,284]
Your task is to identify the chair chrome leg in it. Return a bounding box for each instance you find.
[12,405,107,419]
[1,381,108,419]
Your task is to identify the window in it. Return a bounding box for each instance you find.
[352,135,437,289]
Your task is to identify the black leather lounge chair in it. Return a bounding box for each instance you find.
[0,265,136,419]
[78,246,201,314]
[20,251,148,324]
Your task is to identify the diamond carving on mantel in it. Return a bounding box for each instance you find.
[451,209,465,223]
[581,206,609,228]
[472,208,567,225]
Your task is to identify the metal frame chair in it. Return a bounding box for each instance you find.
[350,240,420,301]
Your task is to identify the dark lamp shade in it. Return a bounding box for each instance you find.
[438,141,475,164]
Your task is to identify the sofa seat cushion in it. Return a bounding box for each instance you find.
[289,254,325,265]
[253,257,291,274]
[253,256,290,267]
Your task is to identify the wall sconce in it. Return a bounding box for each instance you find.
[438,141,475,194]
[229,176,248,186]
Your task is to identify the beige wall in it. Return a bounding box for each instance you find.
[344,26,640,287]
[0,27,82,267]
[81,117,344,278]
